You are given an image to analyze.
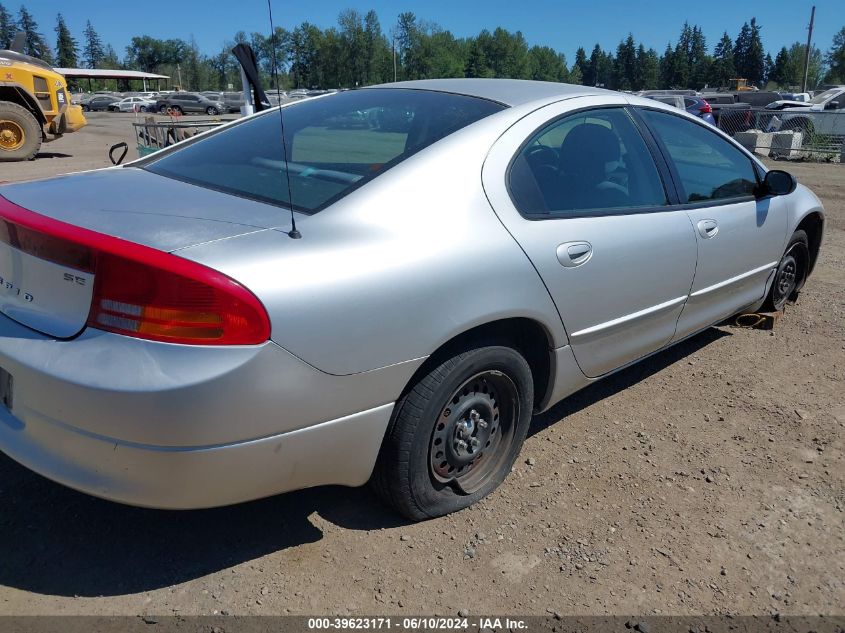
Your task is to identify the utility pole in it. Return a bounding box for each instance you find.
[802,5,815,93]
[392,34,397,82]
[177,63,183,90]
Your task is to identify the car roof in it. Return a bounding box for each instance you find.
[364,78,611,107]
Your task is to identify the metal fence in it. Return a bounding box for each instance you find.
[716,108,845,162]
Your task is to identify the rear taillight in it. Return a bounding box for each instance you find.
[0,196,270,345]
[699,101,712,114]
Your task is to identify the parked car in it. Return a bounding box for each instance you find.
[700,93,755,131]
[644,94,716,125]
[154,92,226,115]
[108,96,157,113]
[772,86,845,137]
[202,91,245,113]
[0,79,824,520]
[81,95,120,111]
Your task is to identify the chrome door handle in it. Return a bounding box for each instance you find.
[556,241,593,267]
[697,219,719,239]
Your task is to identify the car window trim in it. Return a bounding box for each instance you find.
[505,104,678,221]
[633,105,762,208]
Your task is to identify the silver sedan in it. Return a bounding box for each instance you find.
[0,79,825,520]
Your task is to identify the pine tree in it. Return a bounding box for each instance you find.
[17,6,52,62]
[659,43,674,88]
[826,26,845,84]
[769,47,789,86]
[734,21,751,80]
[0,3,15,50]
[689,26,710,88]
[636,45,659,90]
[710,32,735,87]
[568,62,583,85]
[613,34,636,90]
[763,52,774,85]
[83,20,104,68]
[745,18,765,85]
[574,46,588,84]
[735,18,765,85]
[55,13,78,67]
[584,44,601,86]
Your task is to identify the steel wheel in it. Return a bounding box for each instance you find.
[371,343,533,520]
[429,371,518,494]
[768,231,809,311]
[0,119,25,151]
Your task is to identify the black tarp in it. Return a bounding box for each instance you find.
[231,43,270,112]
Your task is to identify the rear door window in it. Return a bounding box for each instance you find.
[508,107,668,217]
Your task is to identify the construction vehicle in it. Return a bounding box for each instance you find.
[728,78,756,92]
[0,34,86,162]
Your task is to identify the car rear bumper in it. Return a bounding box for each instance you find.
[0,398,393,509]
[0,314,412,509]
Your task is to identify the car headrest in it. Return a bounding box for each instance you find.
[559,123,622,182]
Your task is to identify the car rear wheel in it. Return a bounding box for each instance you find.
[765,229,809,311]
[371,343,533,520]
[0,101,42,162]
[206,106,219,116]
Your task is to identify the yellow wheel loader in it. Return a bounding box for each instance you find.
[0,38,86,162]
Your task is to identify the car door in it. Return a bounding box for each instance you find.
[483,98,698,378]
[637,108,788,339]
[181,95,199,112]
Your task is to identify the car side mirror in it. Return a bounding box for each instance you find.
[760,169,797,197]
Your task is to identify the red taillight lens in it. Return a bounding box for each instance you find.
[699,101,712,114]
[0,196,271,345]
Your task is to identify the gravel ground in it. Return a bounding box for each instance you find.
[0,116,842,617]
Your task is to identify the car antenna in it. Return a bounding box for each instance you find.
[267,0,301,239]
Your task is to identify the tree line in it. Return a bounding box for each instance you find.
[2,3,844,93]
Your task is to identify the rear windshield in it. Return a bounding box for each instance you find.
[143,89,505,213]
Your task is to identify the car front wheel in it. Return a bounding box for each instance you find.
[371,342,534,520]
[765,229,809,311]
[206,106,219,116]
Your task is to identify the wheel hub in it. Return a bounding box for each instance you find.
[429,371,517,493]
[777,259,796,295]
[0,120,25,151]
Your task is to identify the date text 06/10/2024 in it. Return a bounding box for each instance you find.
[306,617,528,630]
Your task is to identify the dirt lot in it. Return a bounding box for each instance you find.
[0,115,842,618]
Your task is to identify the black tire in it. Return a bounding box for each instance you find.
[159,105,168,114]
[0,101,42,162]
[206,106,219,116]
[765,230,809,311]
[171,106,183,115]
[371,343,534,520]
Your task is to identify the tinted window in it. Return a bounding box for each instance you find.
[509,107,668,217]
[641,109,757,203]
[144,89,504,213]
